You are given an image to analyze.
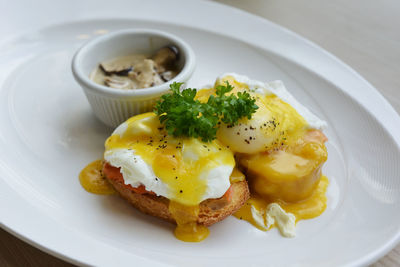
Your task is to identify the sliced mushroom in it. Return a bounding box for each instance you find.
[152,45,179,71]
[128,59,164,88]
[104,75,133,89]
[99,60,133,76]
[100,64,132,76]
[99,55,147,76]
[160,71,176,82]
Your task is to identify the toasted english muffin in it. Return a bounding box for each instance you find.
[105,168,250,226]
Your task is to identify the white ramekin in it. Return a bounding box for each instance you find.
[71,29,196,127]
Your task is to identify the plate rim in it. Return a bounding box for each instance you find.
[1,0,400,266]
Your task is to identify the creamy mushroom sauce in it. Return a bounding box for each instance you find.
[90,46,179,90]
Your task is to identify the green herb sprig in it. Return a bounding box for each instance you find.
[154,81,258,142]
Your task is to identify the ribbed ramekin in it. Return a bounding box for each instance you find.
[71,29,196,127]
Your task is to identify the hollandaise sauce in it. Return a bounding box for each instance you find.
[79,160,210,242]
[79,160,115,195]
[234,176,329,233]
[169,201,209,242]
[281,175,329,219]
[234,130,329,236]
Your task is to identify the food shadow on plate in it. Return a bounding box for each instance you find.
[98,192,174,232]
[61,106,114,154]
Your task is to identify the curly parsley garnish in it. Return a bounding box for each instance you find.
[154,81,258,142]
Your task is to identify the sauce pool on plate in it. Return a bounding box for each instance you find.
[79,160,115,195]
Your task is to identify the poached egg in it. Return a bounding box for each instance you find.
[104,112,236,206]
[211,73,326,154]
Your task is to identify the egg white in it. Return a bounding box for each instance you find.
[218,73,327,130]
[104,122,234,202]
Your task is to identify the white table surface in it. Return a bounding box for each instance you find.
[1,0,399,266]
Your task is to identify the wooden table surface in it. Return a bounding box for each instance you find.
[1,0,399,266]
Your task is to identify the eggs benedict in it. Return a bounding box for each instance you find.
[202,74,329,237]
[80,80,257,242]
[102,112,250,241]
[79,73,329,241]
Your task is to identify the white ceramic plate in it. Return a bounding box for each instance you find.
[1,1,399,266]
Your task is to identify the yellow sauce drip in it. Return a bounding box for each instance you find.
[234,199,270,231]
[230,167,246,183]
[169,201,209,242]
[280,175,328,220]
[234,175,329,230]
[79,160,115,195]
[238,129,327,203]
